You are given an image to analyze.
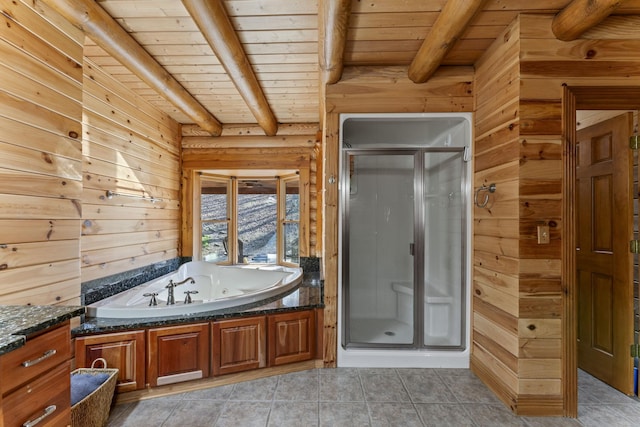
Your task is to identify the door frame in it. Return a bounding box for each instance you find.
[562,86,640,416]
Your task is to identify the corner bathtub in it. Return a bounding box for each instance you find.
[86,261,303,319]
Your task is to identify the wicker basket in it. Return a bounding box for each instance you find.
[71,358,119,427]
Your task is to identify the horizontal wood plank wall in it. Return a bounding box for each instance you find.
[81,51,181,282]
[519,15,640,416]
[0,0,83,306]
[520,14,640,417]
[474,14,640,417]
[322,65,474,366]
[472,16,522,412]
[180,131,320,259]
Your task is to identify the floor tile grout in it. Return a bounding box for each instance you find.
[108,368,639,427]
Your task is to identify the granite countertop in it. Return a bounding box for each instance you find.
[0,305,85,356]
[73,272,323,336]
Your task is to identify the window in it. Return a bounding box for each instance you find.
[198,173,300,265]
[200,178,230,263]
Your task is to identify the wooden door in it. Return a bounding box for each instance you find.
[576,112,634,394]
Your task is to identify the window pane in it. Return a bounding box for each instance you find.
[238,179,277,264]
[285,179,299,221]
[202,222,228,262]
[201,179,228,262]
[201,180,227,221]
[283,222,299,263]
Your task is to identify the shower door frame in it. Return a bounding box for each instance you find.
[341,146,468,351]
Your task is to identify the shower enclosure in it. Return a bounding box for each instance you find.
[338,113,471,368]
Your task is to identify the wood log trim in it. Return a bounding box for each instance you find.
[182,135,318,149]
[42,0,223,135]
[552,0,624,41]
[182,123,320,137]
[408,0,487,83]
[181,0,277,136]
[319,0,351,85]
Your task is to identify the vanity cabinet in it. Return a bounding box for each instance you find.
[0,321,72,427]
[212,316,266,376]
[268,310,315,366]
[147,323,209,387]
[75,330,146,392]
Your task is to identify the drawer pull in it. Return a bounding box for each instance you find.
[21,349,57,367]
[23,404,56,427]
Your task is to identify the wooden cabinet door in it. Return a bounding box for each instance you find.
[268,310,315,366]
[147,323,210,387]
[75,330,146,392]
[212,316,266,376]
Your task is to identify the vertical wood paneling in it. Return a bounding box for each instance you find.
[0,0,83,306]
[81,55,181,281]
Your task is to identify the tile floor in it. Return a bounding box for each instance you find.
[107,368,640,426]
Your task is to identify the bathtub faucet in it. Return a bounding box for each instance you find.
[166,277,195,305]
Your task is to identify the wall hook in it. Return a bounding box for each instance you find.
[474,183,496,208]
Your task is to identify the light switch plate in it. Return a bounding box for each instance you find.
[537,225,550,244]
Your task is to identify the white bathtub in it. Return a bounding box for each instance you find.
[85,261,303,319]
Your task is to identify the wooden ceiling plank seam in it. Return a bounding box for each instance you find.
[182,0,278,136]
[43,0,223,135]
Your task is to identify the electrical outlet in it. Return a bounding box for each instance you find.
[537,225,550,244]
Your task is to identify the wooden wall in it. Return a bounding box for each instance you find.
[0,0,182,305]
[322,65,475,365]
[472,14,640,416]
[0,0,83,306]
[81,50,182,283]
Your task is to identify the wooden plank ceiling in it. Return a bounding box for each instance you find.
[60,0,640,134]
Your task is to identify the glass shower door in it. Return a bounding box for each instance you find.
[423,150,465,348]
[343,151,416,347]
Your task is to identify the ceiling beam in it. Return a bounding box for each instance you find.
[408,0,486,83]
[42,0,222,136]
[319,0,352,85]
[552,0,624,41]
[182,0,278,136]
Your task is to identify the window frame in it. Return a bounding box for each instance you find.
[195,172,300,266]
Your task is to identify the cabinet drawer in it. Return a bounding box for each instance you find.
[0,323,70,395]
[3,360,71,427]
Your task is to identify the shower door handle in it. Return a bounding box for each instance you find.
[409,243,415,256]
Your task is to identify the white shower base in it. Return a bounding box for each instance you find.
[338,345,470,368]
[342,317,469,369]
[349,317,413,344]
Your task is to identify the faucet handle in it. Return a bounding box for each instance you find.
[184,290,199,304]
[143,292,159,306]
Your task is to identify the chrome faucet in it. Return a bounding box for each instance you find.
[165,277,195,305]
